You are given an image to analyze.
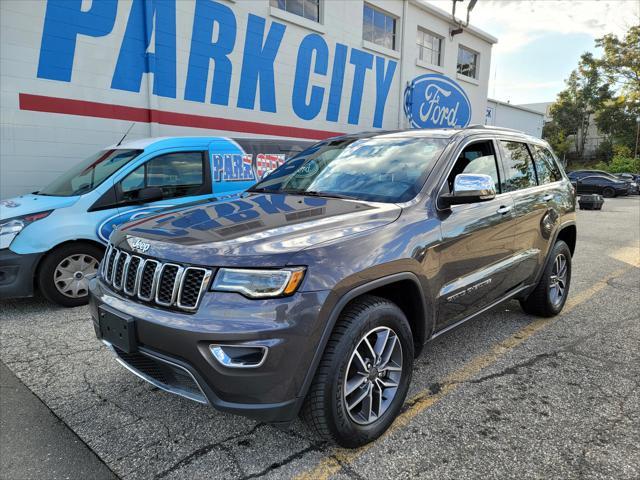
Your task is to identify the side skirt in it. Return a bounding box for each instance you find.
[429,283,531,340]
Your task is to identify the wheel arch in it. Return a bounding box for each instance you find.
[33,239,107,290]
[295,272,430,414]
[556,223,576,256]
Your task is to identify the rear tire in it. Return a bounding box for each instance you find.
[602,187,615,198]
[520,240,572,317]
[302,295,414,448]
[38,242,104,307]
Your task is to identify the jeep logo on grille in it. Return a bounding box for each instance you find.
[129,238,151,253]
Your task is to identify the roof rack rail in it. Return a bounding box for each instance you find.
[464,124,525,134]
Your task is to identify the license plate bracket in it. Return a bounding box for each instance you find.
[99,305,137,353]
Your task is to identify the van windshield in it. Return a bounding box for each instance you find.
[248,137,448,203]
[39,149,142,197]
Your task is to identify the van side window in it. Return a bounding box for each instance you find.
[447,140,501,193]
[120,152,205,201]
[499,141,537,191]
[531,145,562,183]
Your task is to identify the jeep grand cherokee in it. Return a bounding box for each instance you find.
[89,126,576,447]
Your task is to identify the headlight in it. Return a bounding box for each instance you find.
[0,211,52,248]
[211,267,306,298]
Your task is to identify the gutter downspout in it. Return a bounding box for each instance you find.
[397,0,408,129]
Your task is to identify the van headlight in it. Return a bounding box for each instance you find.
[0,211,52,248]
[211,267,306,298]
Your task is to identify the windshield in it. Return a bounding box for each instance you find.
[249,136,449,203]
[39,149,142,196]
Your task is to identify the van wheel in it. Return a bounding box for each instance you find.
[602,187,615,198]
[520,240,572,317]
[38,242,104,307]
[302,295,414,448]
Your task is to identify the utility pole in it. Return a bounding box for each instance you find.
[635,115,640,159]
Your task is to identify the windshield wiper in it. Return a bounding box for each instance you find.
[246,187,269,193]
[286,190,361,201]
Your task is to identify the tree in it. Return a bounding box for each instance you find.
[542,121,572,162]
[547,53,611,157]
[595,96,638,153]
[594,25,640,103]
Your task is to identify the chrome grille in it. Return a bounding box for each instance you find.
[113,251,129,290]
[100,246,211,312]
[178,268,210,310]
[124,256,142,295]
[138,259,160,301]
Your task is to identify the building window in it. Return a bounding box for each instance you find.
[457,45,478,79]
[270,0,320,22]
[417,28,442,66]
[363,3,397,50]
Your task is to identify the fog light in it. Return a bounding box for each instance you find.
[209,344,268,368]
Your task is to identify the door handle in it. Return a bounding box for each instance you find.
[543,194,553,202]
[496,205,512,215]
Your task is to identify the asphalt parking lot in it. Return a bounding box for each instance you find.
[1,196,639,480]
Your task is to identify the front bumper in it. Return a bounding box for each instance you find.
[89,278,330,423]
[0,249,42,299]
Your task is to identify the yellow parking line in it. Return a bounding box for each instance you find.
[295,266,631,480]
[609,242,640,268]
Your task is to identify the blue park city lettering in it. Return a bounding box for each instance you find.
[129,194,328,238]
[37,0,397,128]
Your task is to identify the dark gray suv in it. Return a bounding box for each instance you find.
[89,126,576,447]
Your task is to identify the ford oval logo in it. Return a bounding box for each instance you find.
[403,74,472,129]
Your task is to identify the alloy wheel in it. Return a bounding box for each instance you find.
[54,254,100,298]
[549,253,568,307]
[343,326,403,425]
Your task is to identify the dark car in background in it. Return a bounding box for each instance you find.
[568,170,637,195]
[89,126,577,447]
[572,175,630,197]
[615,173,640,194]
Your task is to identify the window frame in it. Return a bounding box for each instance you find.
[456,44,479,80]
[362,2,398,51]
[116,150,211,205]
[417,28,444,67]
[269,0,322,23]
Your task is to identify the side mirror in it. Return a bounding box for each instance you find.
[137,186,163,203]
[441,173,496,207]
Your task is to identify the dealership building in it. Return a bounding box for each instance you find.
[1,0,541,199]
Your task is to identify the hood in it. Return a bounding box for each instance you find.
[112,193,401,266]
[0,194,79,220]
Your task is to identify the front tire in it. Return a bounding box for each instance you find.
[38,242,103,307]
[302,295,414,448]
[602,187,616,198]
[520,240,572,317]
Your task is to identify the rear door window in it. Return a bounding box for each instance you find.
[531,145,562,184]
[499,141,537,192]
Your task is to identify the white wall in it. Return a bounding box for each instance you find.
[486,99,544,138]
[1,0,496,199]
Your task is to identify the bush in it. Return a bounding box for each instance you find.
[594,145,640,173]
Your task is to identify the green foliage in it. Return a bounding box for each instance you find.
[594,25,640,103]
[546,53,611,157]
[545,25,640,161]
[594,145,640,173]
[542,121,572,158]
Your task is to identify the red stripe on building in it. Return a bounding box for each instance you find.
[18,93,343,140]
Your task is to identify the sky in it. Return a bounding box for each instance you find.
[427,0,640,105]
